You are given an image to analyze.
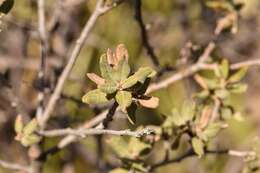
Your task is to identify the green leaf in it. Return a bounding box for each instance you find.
[115,91,132,112]
[0,0,14,14]
[195,90,210,99]
[171,108,186,126]
[215,89,230,99]
[192,137,204,158]
[228,83,248,94]
[107,136,150,159]
[14,115,23,134]
[198,122,225,142]
[219,59,229,79]
[228,67,248,83]
[181,100,195,122]
[82,89,109,104]
[128,137,151,157]
[221,107,233,119]
[115,58,130,81]
[23,119,38,136]
[107,137,130,158]
[121,67,155,89]
[99,54,114,81]
[21,134,41,147]
[203,77,220,89]
[98,81,118,94]
[109,168,128,173]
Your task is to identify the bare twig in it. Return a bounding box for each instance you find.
[134,0,159,67]
[150,149,255,172]
[39,0,121,129]
[0,159,31,173]
[36,0,48,120]
[39,128,154,138]
[230,59,260,70]
[146,42,216,94]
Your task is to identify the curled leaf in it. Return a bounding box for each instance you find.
[87,73,105,85]
[138,96,159,109]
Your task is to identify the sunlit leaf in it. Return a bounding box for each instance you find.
[219,59,229,79]
[82,89,109,104]
[115,90,132,112]
[23,119,38,136]
[198,122,227,142]
[215,89,230,99]
[98,81,118,94]
[115,57,130,81]
[228,83,248,94]
[192,137,204,158]
[121,67,155,89]
[228,67,248,83]
[99,54,115,81]
[14,115,23,134]
[21,134,41,147]
[109,168,128,173]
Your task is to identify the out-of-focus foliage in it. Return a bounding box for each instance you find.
[0,0,260,173]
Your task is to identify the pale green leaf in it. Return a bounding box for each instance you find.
[215,89,230,99]
[115,90,132,112]
[99,54,114,81]
[198,122,225,142]
[109,168,128,173]
[23,119,38,136]
[181,100,196,122]
[98,81,118,94]
[171,108,186,126]
[121,67,155,89]
[228,83,248,94]
[14,115,23,134]
[228,67,248,83]
[219,59,229,79]
[116,58,130,81]
[192,137,204,158]
[82,89,109,104]
[21,134,41,147]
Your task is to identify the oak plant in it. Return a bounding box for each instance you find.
[1,0,260,173]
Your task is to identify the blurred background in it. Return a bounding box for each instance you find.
[1,0,260,172]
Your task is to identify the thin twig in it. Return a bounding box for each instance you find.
[150,149,255,171]
[134,0,159,67]
[36,0,48,121]
[230,59,260,70]
[39,128,154,138]
[146,42,216,94]
[0,159,31,173]
[39,0,119,129]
